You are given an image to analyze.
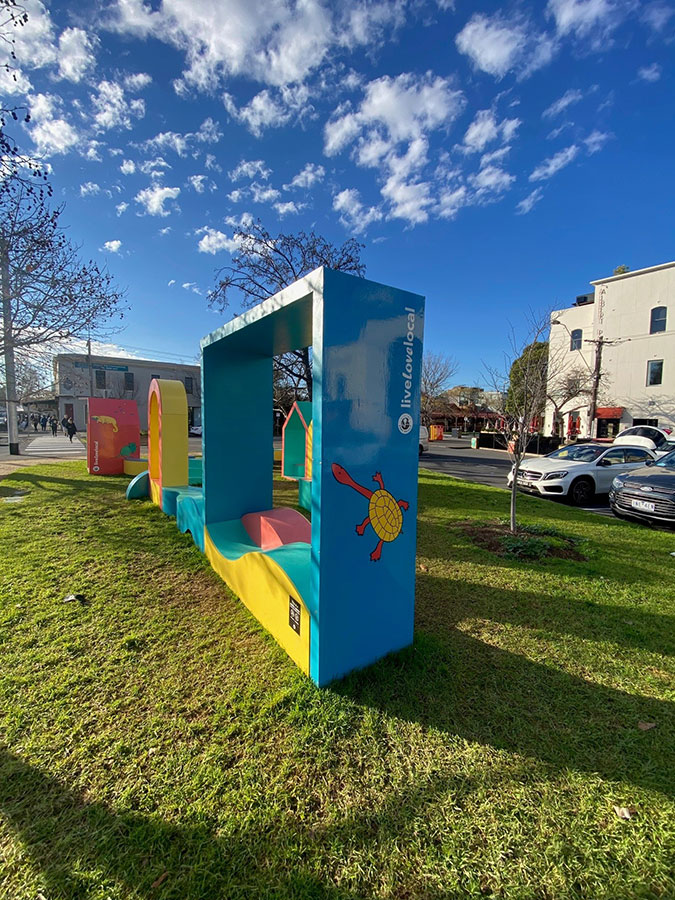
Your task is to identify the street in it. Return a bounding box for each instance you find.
[420,437,614,515]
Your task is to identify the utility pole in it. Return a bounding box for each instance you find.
[1,236,19,455]
[587,337,604,440]
[87,328,94,395]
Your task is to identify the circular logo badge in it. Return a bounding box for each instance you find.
[93,465,100,472]
[397,413,413,435]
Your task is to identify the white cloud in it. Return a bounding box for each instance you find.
[29,93,79,156]
[116,201,129,215]
[223,85,310,137]
[159,226,171,235]
[188,174,207,193]
[436,185,468,220]
[516,187,544,214]
[124,72,152,90]
[470,164,515,195]
[460,109,521,153]
[135,184,180,216]
[542,88,583,118]
[0,66,32,95]
[107,0,401,93]
[325,72,465,156]
[333,188,383,233]
[91,80,145,131]
[637,63,662,82]
[228,188,245,203]
[195,117,222,142]
[529,144,579,181]
[641,3,675,32]
[205,153,221,172]
[584,129,612,153]
[139,156,171,177]
[251,183,281,203]
[168,278,176,286]
[144,130,188,156]
[284,162,325,190]
[229,159,271,181]
[57,28,97,82]
[456,12,556,79]
[4,0,57,70]
[101,239,122,252]
[480,146,511,167]
[547,121,574,139]
[274,200,303,216]
[182,282,202,295]
[80,181,100,197]
[547,0,629,40]
[120,159,136,174]
[196,226,239,254]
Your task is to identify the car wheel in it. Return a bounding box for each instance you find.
[569,477,594,506]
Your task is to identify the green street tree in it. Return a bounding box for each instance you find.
[207,220,365,399]
[1,185,125,453]
[486,323,551,533]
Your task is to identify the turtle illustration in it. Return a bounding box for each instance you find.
[332,463,409,562]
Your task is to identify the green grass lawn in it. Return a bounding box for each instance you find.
[0,462,673,900]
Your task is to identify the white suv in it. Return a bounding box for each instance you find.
[419,426,429,457]
[508,443,656,506]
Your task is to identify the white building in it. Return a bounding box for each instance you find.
[544,261,674,440]
[54,353,201,430]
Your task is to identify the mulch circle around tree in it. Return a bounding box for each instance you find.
[459,521,588,561]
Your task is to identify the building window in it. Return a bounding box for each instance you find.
[570,329,582,351]
[650,306,667,334]
[632,418,658,427]
[647,360,663,386]
[185,376,193,394]
[124,372,134,392]
[95,369,106,390]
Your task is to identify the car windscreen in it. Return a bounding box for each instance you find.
[547,445,605,462]
[655,449,675,468]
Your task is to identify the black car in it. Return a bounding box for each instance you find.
[609,448,675,525]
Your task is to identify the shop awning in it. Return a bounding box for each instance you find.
[595,407,624,419]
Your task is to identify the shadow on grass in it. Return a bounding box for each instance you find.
[335,622,675,800]
[0,748,464,900]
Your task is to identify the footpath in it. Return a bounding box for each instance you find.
[0,433,86,478]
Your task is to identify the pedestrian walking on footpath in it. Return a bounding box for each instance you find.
[61,415,68,434]
[66,418,78,443]
[51,417,58,436]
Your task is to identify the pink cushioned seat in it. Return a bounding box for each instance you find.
[242,507,311,550]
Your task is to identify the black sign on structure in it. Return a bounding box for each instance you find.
[289,596,301,635]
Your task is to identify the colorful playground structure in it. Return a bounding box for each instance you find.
[125,267,424,686]
[87,398,141,475]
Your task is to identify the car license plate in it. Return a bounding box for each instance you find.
[631,499,655,512]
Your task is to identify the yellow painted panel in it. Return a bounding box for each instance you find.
[274,448,282,461]
[204,530,310,675]
[123,458,148,476]
[305,421,313,481]
[150,478,162,506]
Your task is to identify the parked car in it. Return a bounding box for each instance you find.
[189,425,202,436]
[507,443,656,506]
[419,425,429,457]
[609,447,675,526]
[614,425,672,456]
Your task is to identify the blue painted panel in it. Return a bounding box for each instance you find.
[313,269,424,685]
[202,342,272,524]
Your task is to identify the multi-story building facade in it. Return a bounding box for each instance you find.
[544,261,674,440]
[54,354,201,430]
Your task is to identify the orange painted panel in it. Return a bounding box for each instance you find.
[87,398,140,475]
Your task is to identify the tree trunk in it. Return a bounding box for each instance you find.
[1,240,19,455]
[510,452,520,533]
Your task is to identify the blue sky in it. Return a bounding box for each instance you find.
[2,0,674,383]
